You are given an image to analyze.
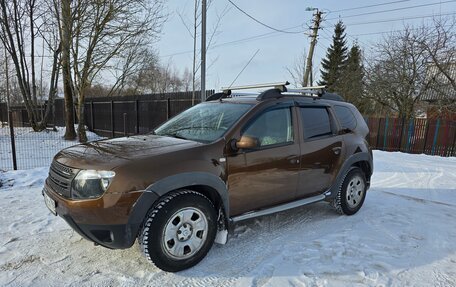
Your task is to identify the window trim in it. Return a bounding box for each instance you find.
[299,106,337,142]
[240,106,295,151]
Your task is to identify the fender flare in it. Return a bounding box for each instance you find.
[125,172,229,246]
[325,152,373,200]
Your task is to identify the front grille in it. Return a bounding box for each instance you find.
[47,160,78,198]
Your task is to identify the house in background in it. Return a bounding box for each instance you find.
[421,62,456,120]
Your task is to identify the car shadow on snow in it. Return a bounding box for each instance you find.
[172,190,456,285]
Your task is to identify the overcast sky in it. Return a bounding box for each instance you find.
[155,0,456,90]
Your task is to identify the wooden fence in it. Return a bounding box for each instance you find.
[366,117,456,157]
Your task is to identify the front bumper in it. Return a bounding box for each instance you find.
[42,182,157,249]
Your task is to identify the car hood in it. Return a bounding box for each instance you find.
[54,135,202,170]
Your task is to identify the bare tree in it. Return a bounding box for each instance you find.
[58,0,76,139]
[417,16,456,91]
[364,18,456,118]
[364,27,433,118]
[0,0,60,131]
[60,0,165,142]
[286,51,307,87]
[178,1,230,104]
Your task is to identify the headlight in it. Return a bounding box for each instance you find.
[71,170,115,199]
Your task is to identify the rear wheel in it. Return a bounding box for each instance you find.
[331,167,367,215]
[139,190,217,272]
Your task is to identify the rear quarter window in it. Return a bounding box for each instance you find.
[334,105,357,131]
[300,107,333,140]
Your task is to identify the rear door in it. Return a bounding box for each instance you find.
[296,106,345,199]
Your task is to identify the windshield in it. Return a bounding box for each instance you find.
[154,102,252,143]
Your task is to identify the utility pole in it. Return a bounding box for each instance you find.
[303,9,323,87]
[200,0,207,102]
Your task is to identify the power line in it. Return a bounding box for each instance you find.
[343,12,456,26]
[321,11,456,32]
[326,0,456,20]
[161,24,304,58]
[162,10,455,58]
[226,0,306,34]
[328,0,411,13]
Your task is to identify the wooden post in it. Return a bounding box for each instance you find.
[111,100,114,138]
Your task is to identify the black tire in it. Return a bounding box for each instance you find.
[331,167,367,215]
[139,190,217,272]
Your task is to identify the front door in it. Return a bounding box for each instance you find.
[226,106,301,216]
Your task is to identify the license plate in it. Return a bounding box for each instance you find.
[44,191,57,215]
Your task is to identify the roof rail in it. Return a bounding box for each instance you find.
[221,81,290,94]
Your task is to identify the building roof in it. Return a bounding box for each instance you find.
[421,62,456,102]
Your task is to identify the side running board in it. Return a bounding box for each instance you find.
[230,194,326,223]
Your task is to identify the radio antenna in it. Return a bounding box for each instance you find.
[228,49,260,88]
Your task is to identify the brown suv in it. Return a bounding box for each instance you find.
[43,83,373,272]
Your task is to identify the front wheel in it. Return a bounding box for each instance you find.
[139,190,217,272]
[331,167,367,215]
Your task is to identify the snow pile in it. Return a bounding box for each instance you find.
[0,151,455,286]
[0,126,102,171]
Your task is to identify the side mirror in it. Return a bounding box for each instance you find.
[338,128,352,135]
[230,135,260,152]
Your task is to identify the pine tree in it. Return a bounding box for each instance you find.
[319,20,348,92]
[341,44,364,106]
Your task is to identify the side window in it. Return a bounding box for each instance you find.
[334,105,357,131]
[242,108,293,147]
[300,107,333,140]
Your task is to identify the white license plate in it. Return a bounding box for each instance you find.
[44,191,57,215]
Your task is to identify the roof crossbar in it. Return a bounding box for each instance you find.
[221,81,290,94]
[285,85,327,95]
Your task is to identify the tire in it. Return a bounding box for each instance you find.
[331,167,367,215]
[139,190,217,272]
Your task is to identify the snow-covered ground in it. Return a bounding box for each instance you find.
[0,126,101,171]
[0,150,455,287]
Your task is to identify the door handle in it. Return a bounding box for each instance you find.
[287,156,300,164]
[332,147,342,155]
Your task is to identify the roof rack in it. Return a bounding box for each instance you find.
[221,81,290,94]
[206,82,345,102]
[285,85,327,95]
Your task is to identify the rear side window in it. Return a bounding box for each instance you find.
[300,107,332,140]
[334,105,357,131]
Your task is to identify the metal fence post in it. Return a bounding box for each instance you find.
[135,99,139,134]
[422,119,430,154]
[8,111,17,170]
[110,100,114,138]
[123,113,127,136]
[166,98,171,120]
[90,101,94,131]
[397,118,405,152]
[375,118,382,149]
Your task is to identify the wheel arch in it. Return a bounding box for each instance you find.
[325,152,373,201]
[145,172,229,215]
[126,172,229,244]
